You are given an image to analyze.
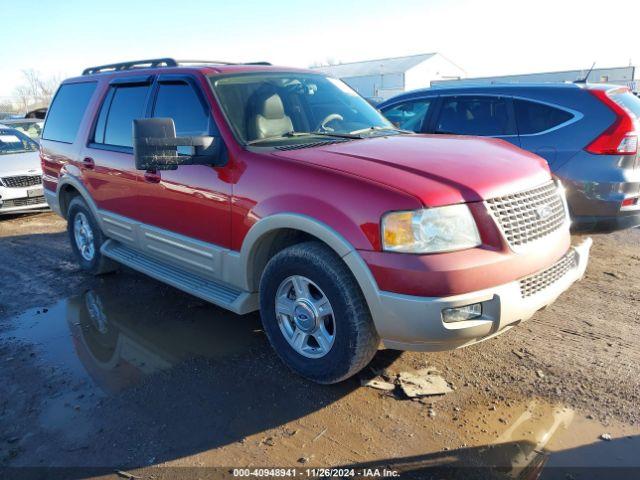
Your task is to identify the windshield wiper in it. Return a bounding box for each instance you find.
[349,126,412,136]
[247,131,360,145]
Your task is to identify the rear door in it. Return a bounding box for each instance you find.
[429,95,520,146]
[81,76,153,227]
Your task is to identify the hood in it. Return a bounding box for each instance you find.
[0,150,42,177]
[271,134,552,207]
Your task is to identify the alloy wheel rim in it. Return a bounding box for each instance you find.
[73,212,95,262]
[275,275,336,359]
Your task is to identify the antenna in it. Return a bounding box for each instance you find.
[574,62,596,84]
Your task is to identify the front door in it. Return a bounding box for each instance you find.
[133,75,232,278]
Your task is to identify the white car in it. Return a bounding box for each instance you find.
[0,125,48,215]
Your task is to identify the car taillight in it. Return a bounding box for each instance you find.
[585,88,638,155]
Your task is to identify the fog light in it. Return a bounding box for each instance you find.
[442,303,482,323]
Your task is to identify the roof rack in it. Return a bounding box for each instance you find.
[82,58,272,75]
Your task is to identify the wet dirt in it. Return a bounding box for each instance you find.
[0,213,639,479]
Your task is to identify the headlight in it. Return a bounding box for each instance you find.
[382,204,481,253]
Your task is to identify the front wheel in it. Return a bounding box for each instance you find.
[259,241,379,384]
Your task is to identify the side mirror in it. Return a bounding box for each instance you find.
[133,118,224,171]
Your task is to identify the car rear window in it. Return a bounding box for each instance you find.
[609,89,640,119]
[42,82,97,143]
[514,99,574,135]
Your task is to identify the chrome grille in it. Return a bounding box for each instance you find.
[1,196,46,208]
[486,181,566,248]
[1,175,42,188]
[519,250,577,298]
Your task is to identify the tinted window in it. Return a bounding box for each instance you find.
[436,96,513,136]
[42,82,97,143]
[609,90,640,118]
[514,99,573,135]
[153,82,211,135]
[382,100,431,132]
[99,85,150,148]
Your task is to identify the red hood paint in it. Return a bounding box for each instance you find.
[271,134,552,207]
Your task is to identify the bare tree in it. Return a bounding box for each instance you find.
[11,69,62,112]
[309,57,341,68]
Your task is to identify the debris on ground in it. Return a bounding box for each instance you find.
[397,370,452,398]
[312,428,327,442]
[297,456,309,464]
[536,370,546,379]
[361,377,396,391]
[116,471,142,480]
[261,436,276,446]
[600,433,612,441]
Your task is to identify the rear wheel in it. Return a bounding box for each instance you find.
[259,241,379,384]
[67,196,117,275]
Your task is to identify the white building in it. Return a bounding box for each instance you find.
[432,66,637,92]
[311,53,466,100]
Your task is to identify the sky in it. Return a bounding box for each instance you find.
[2,0,640,100]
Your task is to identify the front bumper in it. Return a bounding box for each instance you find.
[376,238,592,351]
[0,183,48,215]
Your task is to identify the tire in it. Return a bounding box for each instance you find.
[259,241,379,384]
[67,196,117,275]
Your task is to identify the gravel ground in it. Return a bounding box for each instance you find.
[0,212,638,478]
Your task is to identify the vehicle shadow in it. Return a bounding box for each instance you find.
[338,435,640,480]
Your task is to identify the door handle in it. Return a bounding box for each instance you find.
[144,170,161,183]
[82,157,95,170]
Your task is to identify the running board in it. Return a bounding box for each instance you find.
[101,240,258,315]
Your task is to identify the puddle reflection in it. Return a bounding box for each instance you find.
[3,282,264,394]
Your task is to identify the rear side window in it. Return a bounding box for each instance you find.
[382,99,431,132]
[94,85,150,148]
[152,82,211,135]
[436,96,514,136]
[42,82,97,143]
[514,99,573,135]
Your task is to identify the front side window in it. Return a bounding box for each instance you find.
[382,99,431,132]
[514,99,574,135]
[42,82,97,143]
[210,73,395,145]
[95,84,150,148]
[152,82,211,136]
[0,128,38,155]
[436,96,514,136]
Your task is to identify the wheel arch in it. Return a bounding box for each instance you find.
[238,214,384,327]
[56,175,100,221]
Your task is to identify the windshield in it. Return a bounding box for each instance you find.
[209,72,396,145]
[0,128,39,155]
[4,121,44,140]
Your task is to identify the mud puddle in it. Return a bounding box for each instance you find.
[1,275,638,476]
[1,282,264,396]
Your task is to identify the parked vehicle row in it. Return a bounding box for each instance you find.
[379,83,640,232]
[41,58,590,383]
[0,125,47,215]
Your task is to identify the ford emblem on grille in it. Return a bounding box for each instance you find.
[535,204,553,220]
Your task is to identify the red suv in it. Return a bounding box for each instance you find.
[41,58,591,384]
